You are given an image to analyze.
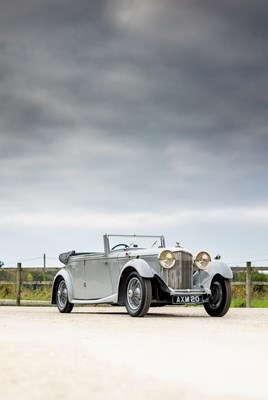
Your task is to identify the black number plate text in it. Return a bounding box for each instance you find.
[173,295,203,304]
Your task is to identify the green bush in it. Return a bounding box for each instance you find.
[0,284,16,299]
[231,283,268,308]
[0,284,52,301]
[21,285,52,301]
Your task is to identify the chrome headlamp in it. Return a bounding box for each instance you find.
[158,250,175,269]
[194,251,211,270]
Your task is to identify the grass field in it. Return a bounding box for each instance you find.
[1,283,267,307]
[231,283,268,307]
[0,284,52,302]
[231,298,268,308]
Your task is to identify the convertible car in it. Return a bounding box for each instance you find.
[52,234,233,317]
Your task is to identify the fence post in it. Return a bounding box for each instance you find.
[43,253,46,281]
[246,261,251,308]
[16,262,22,306]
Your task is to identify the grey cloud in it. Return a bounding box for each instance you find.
[1,0,268,142]
[0,0,268,218]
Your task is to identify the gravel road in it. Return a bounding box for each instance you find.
[0,306,267,400]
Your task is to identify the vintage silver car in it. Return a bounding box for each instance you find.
[52,234,233,317]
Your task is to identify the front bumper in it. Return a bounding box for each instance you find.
[170,288,211,305]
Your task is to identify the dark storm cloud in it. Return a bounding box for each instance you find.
[0,0,268,216]
[1,0,267,141]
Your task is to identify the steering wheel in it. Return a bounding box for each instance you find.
[111,243,129,250]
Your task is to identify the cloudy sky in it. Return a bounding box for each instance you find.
[1,0,268,267]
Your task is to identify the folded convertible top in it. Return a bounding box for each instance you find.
[59,250,75,265]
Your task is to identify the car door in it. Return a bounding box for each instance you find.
[69,258,86,299]
[84,256,114,299]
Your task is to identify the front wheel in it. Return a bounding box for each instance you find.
[204,276,232,317]
[124,272,152,317]
[56,278,74,313]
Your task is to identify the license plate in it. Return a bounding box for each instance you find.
[173,295,202,304]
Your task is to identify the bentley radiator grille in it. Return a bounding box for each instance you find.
[162,251,193,290]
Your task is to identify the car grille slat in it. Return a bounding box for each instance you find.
[162,251,193,290]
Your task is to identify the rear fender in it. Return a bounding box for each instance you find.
[51,269,74,304]
[193,260,233,289]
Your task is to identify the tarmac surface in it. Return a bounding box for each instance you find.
[0,306,267,400]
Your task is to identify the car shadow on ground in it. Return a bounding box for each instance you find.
[71,307,209,318]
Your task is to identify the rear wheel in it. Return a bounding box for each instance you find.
[125,272,152,317]
[56,278,74,313]
[204,276,231,317]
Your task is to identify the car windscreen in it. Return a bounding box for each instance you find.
[108,235,164,251]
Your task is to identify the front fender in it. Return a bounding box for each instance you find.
[51,268,74,304]
[117,258,155,305]
[121,258,155,278]
[193,260,233,289]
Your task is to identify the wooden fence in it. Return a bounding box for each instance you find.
[0,262,267,307]
[231,262,268,307]
[0,264,60,306]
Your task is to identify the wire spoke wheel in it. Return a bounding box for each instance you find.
[127,277,142,310]
[124,272,152,317]
[55,278,74,313]
[57,280,68,309]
